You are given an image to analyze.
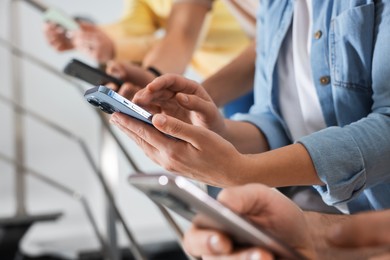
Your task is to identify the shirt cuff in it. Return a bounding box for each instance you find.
[298,127,367,206]
[231,112,291,150]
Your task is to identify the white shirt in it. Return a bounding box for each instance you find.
[278,0,326,142]
[222,0,258,38]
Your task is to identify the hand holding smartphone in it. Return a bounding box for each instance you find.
[128,173,305,260]
[84,85,153,125]
[64,59,124,86]
[23,0,80,31]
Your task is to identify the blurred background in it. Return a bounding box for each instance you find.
[0,1,192,259]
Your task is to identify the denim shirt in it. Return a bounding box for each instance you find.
[233,0,390,211]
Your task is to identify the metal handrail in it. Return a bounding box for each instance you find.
[0,36,188,259]
[0,152,114,260]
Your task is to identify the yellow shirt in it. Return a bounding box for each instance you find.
[101,0,250,77]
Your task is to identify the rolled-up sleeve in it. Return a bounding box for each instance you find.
[299,113,390,206]
[299,2,390,206]
[232,110,291,150]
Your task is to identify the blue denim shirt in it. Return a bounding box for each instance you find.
[233,0,390,211]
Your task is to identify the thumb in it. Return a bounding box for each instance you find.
[176,93,219,123]
[77,21,96,31]
[106,63,126,79]
[152,114,211,149]
[217,185,286,216]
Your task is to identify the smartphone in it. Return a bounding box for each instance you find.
[64,59,124,86]
[23,0,80,31]
[84,85,153,125]
[128,173,305,260]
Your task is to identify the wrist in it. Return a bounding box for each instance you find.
[303,212,348,260]
[145,66,163,78]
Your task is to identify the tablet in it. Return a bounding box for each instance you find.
[128,173,305,259]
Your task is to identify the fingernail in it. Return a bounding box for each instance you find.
[208,235,224,254]
[110,114,120,125]
[248,251,262,260]
[179,94,189,103]
[112,73,121,78]
[154,114,166,126]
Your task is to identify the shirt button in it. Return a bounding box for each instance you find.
[320,76,330,85]
[314,30,322,39]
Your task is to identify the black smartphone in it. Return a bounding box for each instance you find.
[128,173,305,260]
[64,59,124,86]
[84,85,152,125]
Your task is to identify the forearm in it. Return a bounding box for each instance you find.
[304,212,350,260]
[111,35,159,63]
[223,119,269,154]
[142,3,209,74]
[142,36,195,74]
[202,42,256,107]
[235,143,323,187]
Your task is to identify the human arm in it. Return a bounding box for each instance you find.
[327,210,390,249]
[202,41,256,107]
[42,16,114,62]
[105,29,256,109]
[70,23,115,63]
[141,1,211,74]
[183,184,317,260]
[43,21,114,63]
[109,74,321,188]
[183,184,387,260]
[104,60,156,98]
[99,0,161,63]
[43,22,73,51]
[296,3,390,205]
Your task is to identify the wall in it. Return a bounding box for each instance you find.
[0,0,187,258]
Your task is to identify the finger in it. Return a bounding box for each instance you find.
[77,21,96,31]
[71,30,96,49]
[327,211,390,248]
[152,113,215,150]
[54,43,70,52]
[110,113,161,158]
[52,40,71,51]
[43,22,62,34]
[136,74,210,103]
[110,112,169,149]
[217,185,285,216]
[183,226,233,257]
[105,83,119,92]
[121,63,155,87]
[117,83,141,101]
[133,87,176,106]
[46,29,68,44]
[106,61,127,79]
[176,93,219,123]
[203,248,274,260]
[148,74,206,96]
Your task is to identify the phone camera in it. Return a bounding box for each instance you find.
[98,102,116,114]
[87,98,101,107]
